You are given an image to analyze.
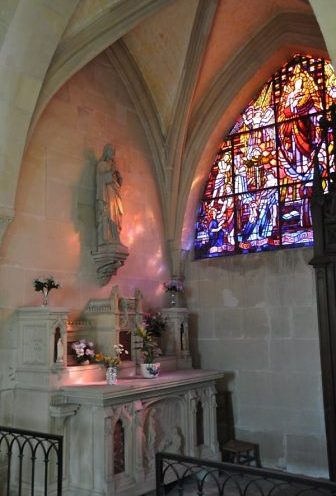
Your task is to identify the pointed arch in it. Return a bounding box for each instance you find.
[179,12,328,251]
[194,54,336,258]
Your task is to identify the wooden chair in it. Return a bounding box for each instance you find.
[216,388,262,468]
[221,438,262,467]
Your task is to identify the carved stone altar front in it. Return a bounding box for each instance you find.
[58,370,222,496]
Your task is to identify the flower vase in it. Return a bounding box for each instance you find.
[170,290,176,307]
[42,288,49,306]
[140,363,160,379]
[106,366,118,385]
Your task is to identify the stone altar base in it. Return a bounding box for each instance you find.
[12,304,219,495]
[53,369,222,496]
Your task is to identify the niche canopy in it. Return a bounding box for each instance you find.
[194,54,336,259]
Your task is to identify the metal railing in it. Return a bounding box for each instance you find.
[156,452,336,495]
[0,425,63,496]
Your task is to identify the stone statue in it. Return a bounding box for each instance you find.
[134,288,143,314]
[162,426,183,454]
[96,144,123,245]
[56,337,64,363]
[91,144,129,285]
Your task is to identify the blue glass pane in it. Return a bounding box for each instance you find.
[194,200,235,258]
[236,190,279,252]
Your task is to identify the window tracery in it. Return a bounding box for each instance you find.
[194,55,336,258]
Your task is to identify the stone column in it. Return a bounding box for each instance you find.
[161,307,192,368]
[310,104,336,480]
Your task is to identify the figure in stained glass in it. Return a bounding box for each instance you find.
[194,55,336,259]
[277,64,322,180]
[208,209,225,254]
[234,153,248,193]
[217,185,235,247]
[299,183,313,228]
[239,197,260,243]
[241,83,275,161]
[324,62,336,107]
[211,151,232,204]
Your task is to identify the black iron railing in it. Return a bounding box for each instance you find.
[0,425,63,496]
[156,452,336,495]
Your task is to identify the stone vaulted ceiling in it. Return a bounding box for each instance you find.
[0,0,328,274]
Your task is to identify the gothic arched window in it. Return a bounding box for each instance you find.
[194,54,336,259]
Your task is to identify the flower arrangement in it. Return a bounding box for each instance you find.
[143,311,166,338]
[135,326,162,364]
[33,277,60,292]
[163,279,183,306]
[95,344,128,368]
[163,279,184,293]
[33,276,60,306]
[71,339,96,364]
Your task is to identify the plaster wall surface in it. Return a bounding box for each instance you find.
[0,52,169,424]
[186,247,328,477]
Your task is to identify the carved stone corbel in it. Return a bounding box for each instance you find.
[49,403,80,434]
[92,242,129,286]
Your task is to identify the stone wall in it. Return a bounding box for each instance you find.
[0,52,169,424]
[186,247,328,477]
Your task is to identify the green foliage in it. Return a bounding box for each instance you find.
[33,277,60,292]
[134,326,161,364]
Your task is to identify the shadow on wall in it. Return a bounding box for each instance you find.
[188,312,237,450]
[216,379,235,447]
[72,148,97,285]
[189,312,200,368]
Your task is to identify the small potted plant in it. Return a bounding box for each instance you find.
[95,344,128,384]
[71,339,96,365]
[135,325,162,378]
[143,311,166,337]
[33,276,60,306]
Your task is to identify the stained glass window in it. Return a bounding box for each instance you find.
[194,54,336,259]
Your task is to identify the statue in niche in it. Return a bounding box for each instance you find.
[56,338,64,363]
[96,144,123,245]
[162,426,184,454]
[119,297,129,328]
[144,407,163,470]
[91,144,129,285]
[135,288,143,314]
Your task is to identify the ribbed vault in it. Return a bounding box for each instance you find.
[0,0,330,277]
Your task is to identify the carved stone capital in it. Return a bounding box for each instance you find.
[92,242,129,285]
[49,403,80,434]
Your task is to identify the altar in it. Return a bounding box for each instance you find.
[53,369,222,496]
[12,287,222,496]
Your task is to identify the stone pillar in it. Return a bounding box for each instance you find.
[161,307,192,368]
[310,103,336,480]
[16,307,69,384]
